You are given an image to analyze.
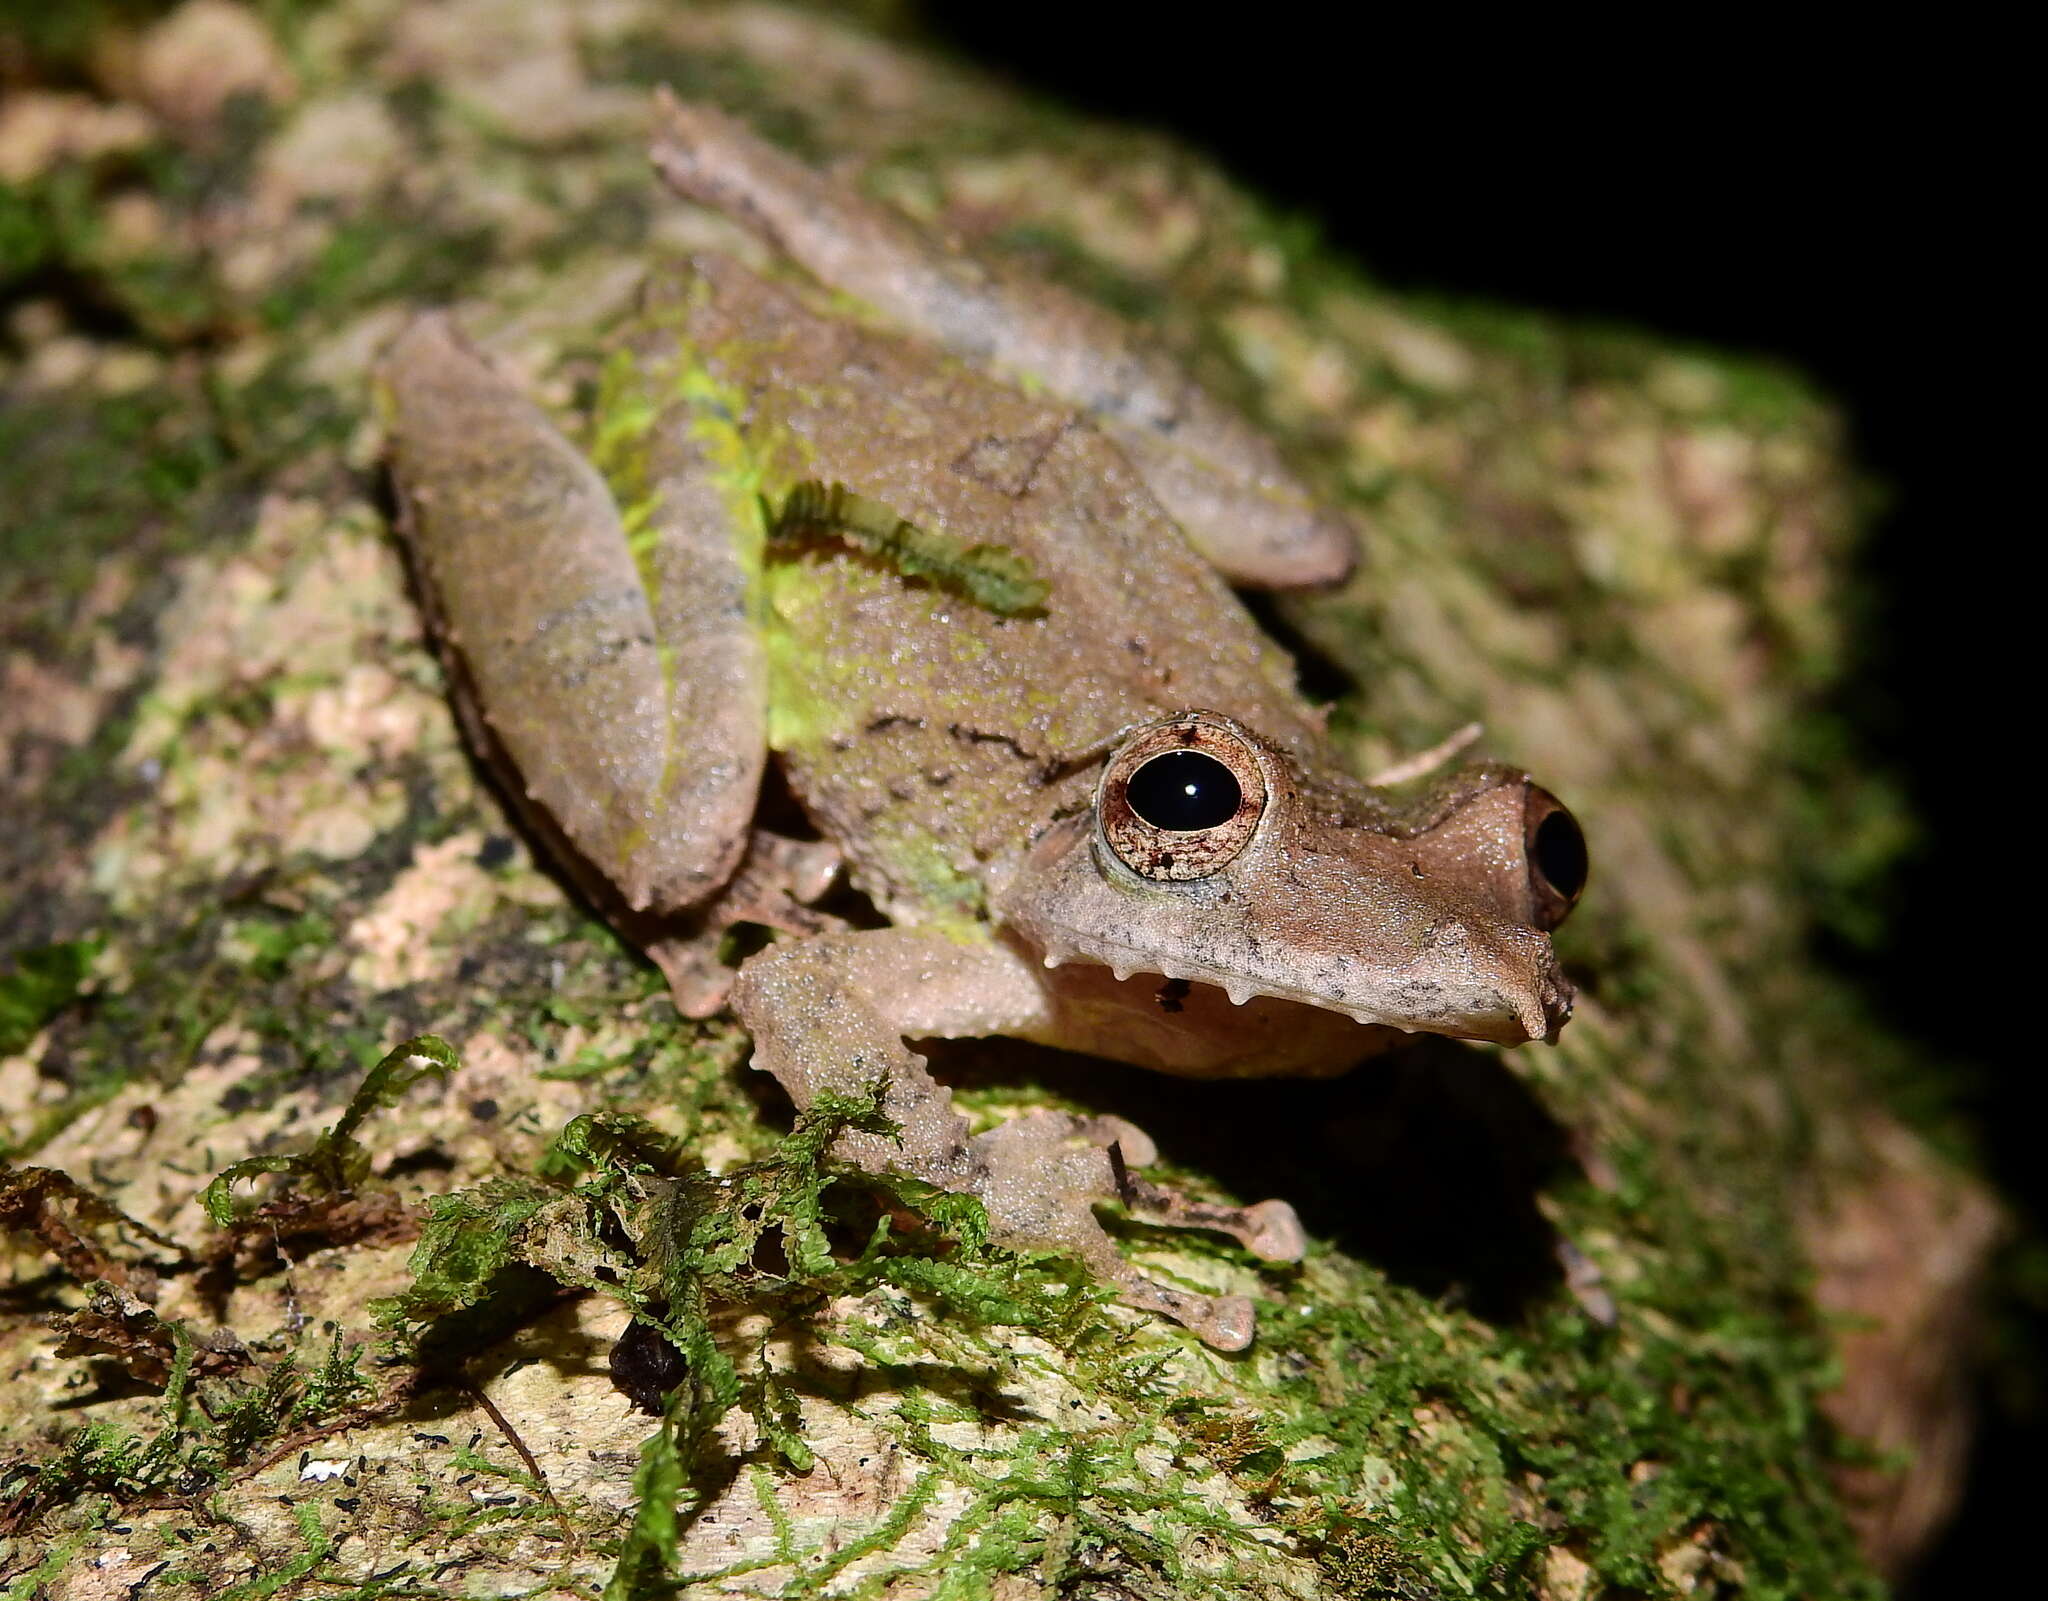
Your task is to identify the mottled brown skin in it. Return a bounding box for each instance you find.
[649,92,1355,589]
[379,101,1586,1348]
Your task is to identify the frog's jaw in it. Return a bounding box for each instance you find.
[1022,879,1566,1046]
[998,808,1573,1048]
[1034,917,1563,1046]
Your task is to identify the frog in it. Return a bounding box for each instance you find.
[377,93,1588,1351]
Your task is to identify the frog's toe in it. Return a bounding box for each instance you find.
[645,930,737,1019]
[738,830,843,906]
[1240,1199,1307,1263]
[1122,1179,1306,1264]
[1114,1280,1258,1354]
[1065,1113,1158,1168]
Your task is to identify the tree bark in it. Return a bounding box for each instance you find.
[0,3,1995,1597]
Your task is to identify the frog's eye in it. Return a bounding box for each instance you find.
[1523,786,1588,929]
[1099,715,1268,881]
[1127,751,1241,830]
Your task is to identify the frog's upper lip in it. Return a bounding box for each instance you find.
[1035,929,1564,1044]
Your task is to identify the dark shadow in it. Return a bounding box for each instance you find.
[1236,590,1355,707]
[46,1362,162,1410]
[0,1266,75,1316]
[925,1034,1578,1326]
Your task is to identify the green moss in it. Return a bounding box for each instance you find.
[0,167,92,281]
[212,1504,333,1601]
[0,4,1954,1591]
[373,1177,555,1332]
[0,0,166,81]
[985,221,1171,325]
[367,1084,1184,1595]
[200,1034,460,1226]
[602,1399,687,1601]
[1,1298,372,1540]
[0,1534,88,1601]
[0,921,225,1154]
[0,382,224,608]
[581,34,827,162]
[3,1047,450,1545]
[255,210,499,334]
[771,479,1051,617]
[0,937,101,1056]
[1395,289,1824,434]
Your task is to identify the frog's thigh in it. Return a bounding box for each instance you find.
[1095,422,1356,589]
[649,95,1352,592]
[381,316,765,914]
[733,928,1288,1350]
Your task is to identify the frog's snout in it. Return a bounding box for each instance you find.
[1424,915,1573,1046]
[1521,948,1575,1044]
[1521,927,1576,1043]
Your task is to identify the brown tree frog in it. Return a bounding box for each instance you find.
[378,95,1587,1350]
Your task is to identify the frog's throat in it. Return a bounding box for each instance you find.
[1033,930,1557,1045]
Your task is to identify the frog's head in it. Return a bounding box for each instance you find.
[999,711,1585,1045]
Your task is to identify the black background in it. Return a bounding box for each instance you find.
[921,7,2027,1592]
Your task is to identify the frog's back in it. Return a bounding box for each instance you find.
[656,255,1322,916]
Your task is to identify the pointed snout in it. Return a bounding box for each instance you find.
[1249,840,1573,1045]
[1443,918,1573,1045]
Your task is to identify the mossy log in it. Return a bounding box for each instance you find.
[0,3,1997,1597]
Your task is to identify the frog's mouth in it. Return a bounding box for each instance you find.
[1034,927,1564,1047]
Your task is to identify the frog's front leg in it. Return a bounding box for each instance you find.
[646,831,847,1018]
[733,928,1302,1349]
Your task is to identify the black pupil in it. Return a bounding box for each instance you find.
[1125,751,1242,831]
[1532,809,1588,901]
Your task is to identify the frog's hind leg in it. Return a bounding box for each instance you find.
[648,91,1352,590]
[380,313,769,923]
[733,927,1297,1350]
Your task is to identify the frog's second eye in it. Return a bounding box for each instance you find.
[1524,787,1588,930]
[1098,714,1268,882]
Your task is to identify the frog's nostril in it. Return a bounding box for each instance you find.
[1537,966,1576,1042]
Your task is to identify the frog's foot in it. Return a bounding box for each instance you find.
[648,830,847,1016]
[739,832,843,907]
[710,828,844,940]
[1121,1177,1307,1263]
[1028,1112,1304,1260]
[647,933,738,1019]
[969,1110,1285,1352]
